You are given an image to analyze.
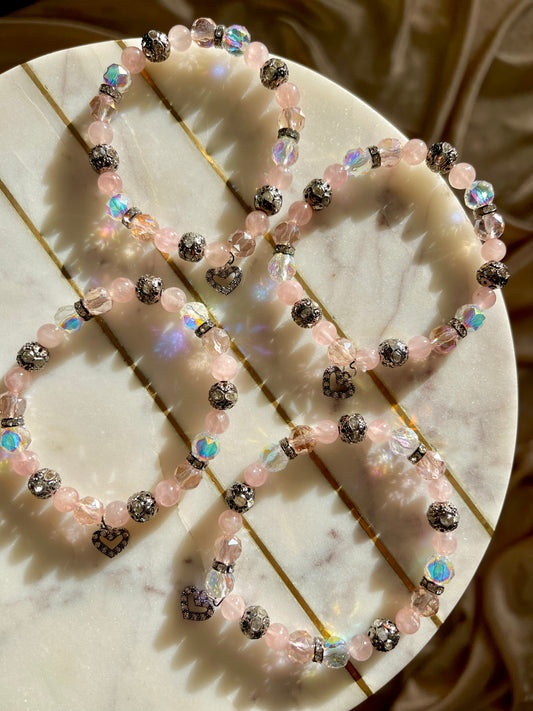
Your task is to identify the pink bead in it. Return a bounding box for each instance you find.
[154,479,181,507]
[244,41,269,69]
[210,354,238,381]
[220,594,246,621]
[214,535,242,564]
[395,607,421,634]
[433,531,458,556]
[154,227,181,254]
[449,162,476,190]
[11,450,39,476]
[313,419,339,445]
[481,239,506,261]
[402,138,427,166]
[288,200,312,226]
[218,510,243,535]
[88,120,113,146]
[37,323,65,348]
[5,367,32,393]
[276,82,300,109]
[121,46,146,74]
[244,462,268,487]
[266,165,293,190]
[169,25,192,52]
[472,286,496,310]
[97,171,122,196]
[52,487,79,512]
[161,287,187,312]
[416,450,446,480]
[428,477,453,501]
[407,335,432,360]
[367,419,392,443]
[287,630,315,664]
[265,623,290,650]
[204,242,231,268]
[323,163,348,190]
[355,347,380,372]
[245,210,269,237]
[328,337,355,366]
[277,279,303,305]
[104,500,130,528]
[74,496,104,525]
[109,277,135,303]
[349,633,374,661]
[312,320,337,345]
[205,410,230,434]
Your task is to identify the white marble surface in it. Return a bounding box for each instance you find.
[0,39,517,711]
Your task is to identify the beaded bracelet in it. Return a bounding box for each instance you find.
[263,139,510,397]
[0,275,241,557]
[87,19,306,296]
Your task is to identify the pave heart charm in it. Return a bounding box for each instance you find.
[206,262,242,295]
[322,365,356,399]
[180,585,215,621]
[91,524,130,558]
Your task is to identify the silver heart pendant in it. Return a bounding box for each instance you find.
[322,365,355,399]
[91,524,130,558]
[180,585,215,622]
[206,262,242,295]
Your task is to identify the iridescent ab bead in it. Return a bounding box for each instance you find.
[106,193,130,221]
[192,432,220,461]
[180,302,209,330]
[424,555,454,585]
[455,304,485,332]
[272,136,299,167]
[464,180,494,210]
[323,637,349,669]
[205,568,234,600]
[389,427,419,456]
[54,306,83,333]
[103,63,131,91]
[260,442,289,472]
[222,25,251,55]
[343,148,372,177]
[1,426,31,453]
[268,253,295,282]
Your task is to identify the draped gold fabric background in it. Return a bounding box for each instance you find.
[1,1,532,709]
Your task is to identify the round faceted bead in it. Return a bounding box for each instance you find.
[324,163,348,190]
[378,138,402,167]
[177,232,206,262]
[97,171,122,196]
[277,279,303,305]
[1,426,31,453]
[408,335,432,360]
[276,82,300,108]
[208,381,238,410]
[303,178,332,211]
[266,165,293,190]
[127,491,158,523]
[338,413,367,444]
[402,138,427,165]
[287,630,314,664]
[244,210,269,236]
[278,106,306,132]
[260,58,289,89]
[349,634,374,661]
[218,510,243,535]
[37,323,65,349]
[210,354,238,381]
[202,327,230,356]
[83,286,113,315]
[291,298,322,328]
[476,261,510,289]
[90,93,117,122]
[254,185,283,216]
[389,427,419,456]
[367,419,391,443]
[222,25,250,55]
[160,287,186,313]
[427,502,459,532]
[268,253,296,282]
[205,410,229,434]
[109,277,135,303]
[455,304,485,332]
[272,136,299,167]
[5,367,32,393]
[154,479,181,507]
[433,531,458,556]
[174,461,203,490]
[411,586,440,617]
[323,637,349,668]
[430,324,459,354]
[180,302,209,330]
[313,419,339,445]
[244,41,269,69]
[103,63,131,91]
[481,239,506,261]
[141,29,170,62]
[104,500,130,528]
[88,120,113,146]
[244,462,268,487]
[260,442,289,472]
[289,425,317,455]
[426,142,457,174]
[265,623,290,650]
[89,144,119,173]
[205,568,234,600]
[475,212,505,241]
[378,338,409,368]
[472,286,496,310]
[214,535,242,564]
[355,347,380,371]
[368,618,400,652]
[425,555,454,585]
[0,392,26,420]
[192,432,220,461]
[169,25,192,52]
[272,220,300,245]
[121,46,146,73]
[106,194,130,221]
[53,487,79,513]
[416,450,446,480]
[240,605,270,639]
[220,594,246,621]
[204,242,231,267]
[288,200,313,226]
[464,180,494,210]
[74,496,104,525]
[16,342,49,373]
[130,214,159,242]
[395,607,420,635]
[228,230,256,258]
[328,337,356,366]
[344,147,372,176]
[27,468,61,498]
[11,450,39,476]
[312,320,337,345]
[191,17,216,48]
[449,162,476,189]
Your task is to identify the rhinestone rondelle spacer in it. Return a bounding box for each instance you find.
[277,127,300,143]
[368,145,381,168]
[74,300,93,322]
[212,559,234,574]
[186,453,207,470]
[195,320,216,338]
[213,25,226,48]
[313,637,325,663]
[474,204,498,218]
[448,318,467,339]
[1,417,24,428]
[98,83,122,104]
[122,207,142,229]
[420,576,445,595]
[274,244,295,256]
[408,443,427,464]
[279,437,297,460]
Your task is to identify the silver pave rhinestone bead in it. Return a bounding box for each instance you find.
[208,381,238,410]
[426,502,460,532]
[135,275,163,304]
[368,618,400,652]
[291,298,322,328]
[426,142,458,174]
[27,468,61,499]
[240,605,270,639]
[141,29,171,62]
[476,261,510,289]
[224,482,255,513]
[303,178,332,211]
[254,185,283,216]
[127,490,159,522]
[338,413,367,444]
[16,342,50,372]
[88,144,119,173]
[260,58,289,89]
[178,232,206,262]
[378,338,409,368]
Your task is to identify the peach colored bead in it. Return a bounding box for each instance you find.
[433,531,457,556]
[355,347,380,371]
[5,367,32,393]
[74,496,104,525]
[37,324,65,348]
[402,138,427,166]
[210,354,238,381]
[428,477,453,501]
[154,479,181,507]
[161,287,187,312]
[97,171,122,196]
[276,82,300,108]
[202,327,230,356]
[323,163,348,190]
[349,633,373,661]
[204,242,231,268]
[313,419,339,445]
[265,623,290,650]
[481,239,506,261]
[312,320,337,345]
[104,500,130,528]
[169,25,192,51]
[244,41,269,69]
[328,337,356,366]
[277,279,303,305]
[395,607,420,634]
[53,487,79,513]
[205,410,230,434]
[266,165,293,190]
[88,120,113,146]
[154,227,181,254]
[109,277,135,303]
[288,200,313,226]
[220,594,246,621]
[245,210,269,237]
[11,450,39,476]
[472,286,496,310]
[218,510,243,535]
[121,46,146,74]
[449,162,476,190]
[244,462,268,487]
[407,335,432,360]
[367,419,392,443]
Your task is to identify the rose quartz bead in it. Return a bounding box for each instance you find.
[416,450,446,480]
[395,607,420,634]
[407,335,432,360]
[205,410,230,434]
[287,630,314,664]
[349,633,374,661]
[428,477,453,501]
[367,419,392,443]
[244,41,269,69]
[228,230,256,258]
[210,354,238,381]
[328,337,356,366]
[433,531,457,556]
[204,242,231,267]
[218,510,243,535]
[154,227,181,254]
[202,327,231,356]
[312,320,337,345]
[245,210,269,237]
[161,287,187,312]
[272,220,300,245]
[154,479,181,507]
[121,46,146,74]
[313,419,339,445]
[378,137,402,167]
[288,200,312,226]
[244,462,268,487]
[52,487,79,513]
[104,500,130,528]
[277,279,303,305]
[265,623,290,650]
[37,324,65,348]
[88,120,113,146]
[355,347,380,371]
[174,461,202,489]
[11,450,39,476]
[481,239,506,261]
[266,165,293,190]
[472,286,496,310]
[402,138,427,166]
[109,277,135,303]
[214,535,242,564]
[220,593,246,621]
[5,367,32,393]
[323,163,348,190]
[97,172,122,197]
[276,82,300,108]
[449,162,476,190]
[169,25,192,52]
[74,496,104,525]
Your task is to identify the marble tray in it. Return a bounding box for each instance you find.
[0,38,517,711]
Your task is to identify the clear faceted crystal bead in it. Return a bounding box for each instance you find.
[278,107,306,132]
[272,136,299,166]
[416,450,446,480]
[54,306,84,333]
[343,147,372,176]
[0,392,26,419]
[191,17,216,47]
[180,302,209,330]
[389,427,419,456]
[131,214,159,242]
[174,461,203,489]
[201,327,230,355]
[474,212,505,241]
[205,568,234,600]
[411,586,440,616]
[430,324,459,354]
[287,630,315,664]
[260,442,289,472]
[288,425,317,455]
[323,637,349,669]
[83,287,113,316]
[377,138,402,167]
[89,93,118,122]
[268,253,295,282]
